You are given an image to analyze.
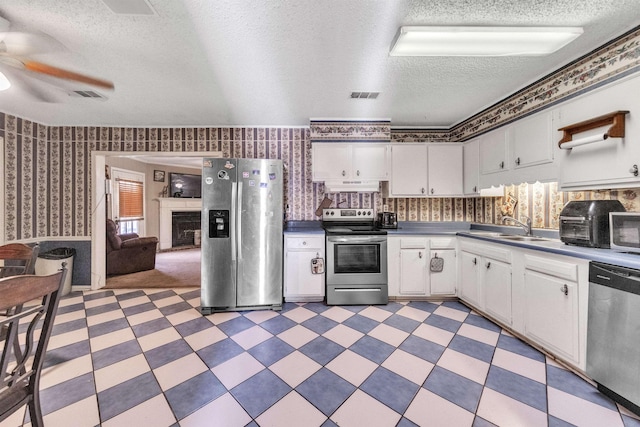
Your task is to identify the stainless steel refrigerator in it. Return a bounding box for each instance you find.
[200,158,283,314]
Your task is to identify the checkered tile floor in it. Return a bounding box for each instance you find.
[4,288,640,427]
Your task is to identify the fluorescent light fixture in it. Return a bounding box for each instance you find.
[0,71,10,91]
[390,26,583,56]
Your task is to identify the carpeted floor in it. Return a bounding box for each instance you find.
[105,248,200,288]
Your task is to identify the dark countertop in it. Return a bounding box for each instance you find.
[283,221,324,235]
[386,221,471,235]
[282,220,640,269]
[458,231,640,270]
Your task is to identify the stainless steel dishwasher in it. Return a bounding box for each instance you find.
[587,261,640,415]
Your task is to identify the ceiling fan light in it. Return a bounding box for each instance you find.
[0,72,11,91]
[390,26,584,56]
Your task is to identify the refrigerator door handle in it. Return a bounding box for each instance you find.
[231,181,237,261]
[237,181,243,260]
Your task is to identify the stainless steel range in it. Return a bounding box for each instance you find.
[322,208,388,305]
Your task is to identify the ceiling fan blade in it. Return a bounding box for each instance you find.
[23,60,114,90]
[0,31,67,56]
[0,64,60,102]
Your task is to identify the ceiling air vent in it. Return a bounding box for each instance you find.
[70,90,108,100]
[350,92,380,99]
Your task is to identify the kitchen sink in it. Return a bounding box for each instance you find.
[495,235,549,242]
[464,231,554,242]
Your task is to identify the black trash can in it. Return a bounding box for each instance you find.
[35,248,76,295]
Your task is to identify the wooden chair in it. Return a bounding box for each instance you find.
[0,266,67,427]
[0,243,40,278]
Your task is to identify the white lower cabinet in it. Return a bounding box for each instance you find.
[284,234,325,302]
[430,248,456,295]
[400,247,428,295]
[388,234,589,370]
[483,259,512,326]
[459,239,512,325]
[388,236,456,297]
[522,253,586,368]
[459,251,481,306]
[458,239,589,371]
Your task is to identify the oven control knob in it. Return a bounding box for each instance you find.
[358,211,361,215]
[331,211,334,216]
[367,211,372,216]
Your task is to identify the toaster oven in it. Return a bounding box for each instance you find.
[559,200,625,248]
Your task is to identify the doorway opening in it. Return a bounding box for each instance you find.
[91,151,221,290]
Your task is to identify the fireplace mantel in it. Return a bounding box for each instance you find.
[156,198,202,250]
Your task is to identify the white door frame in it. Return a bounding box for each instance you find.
[91,151,221,290]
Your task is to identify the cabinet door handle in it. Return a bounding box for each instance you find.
[472,257,477,265]
[500,161,505,169]
[473,186,477,193]
[342,170,346,177]
[430,188,434,194]
[631,164,639,177]
[515,157,521,166]
[421,187,425,194]
[486,262,491,269]
[356,170,360,176]
[302,241,307,246]
[419,251,422,259]
[560,284,568,295]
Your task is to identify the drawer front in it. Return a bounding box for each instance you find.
[401,238,427,249]
[286,236,324,250]
[524,254,578,282]
[430,237,456,249]
[459,239,511,263]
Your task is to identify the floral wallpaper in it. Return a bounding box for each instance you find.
[501,182,640,230]
[309,120,390,142]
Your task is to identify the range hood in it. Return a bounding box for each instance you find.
[324,180,381,193]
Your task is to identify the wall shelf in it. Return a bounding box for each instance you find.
[558,110,629,148]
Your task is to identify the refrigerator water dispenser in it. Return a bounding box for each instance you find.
[208,210,229,238]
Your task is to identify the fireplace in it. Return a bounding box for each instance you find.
[157,198,202,250]
[172,211,202,247]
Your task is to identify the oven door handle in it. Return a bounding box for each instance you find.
[328,237,387,243]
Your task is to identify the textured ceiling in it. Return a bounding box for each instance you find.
[0,0,639,128]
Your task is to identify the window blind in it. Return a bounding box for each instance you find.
[117,178,144,220]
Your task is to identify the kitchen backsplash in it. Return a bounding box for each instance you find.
[384,182,640,230]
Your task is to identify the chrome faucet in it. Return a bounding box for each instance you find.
[502,215,532,236]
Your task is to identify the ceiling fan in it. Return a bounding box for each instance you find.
[0,15,114,100]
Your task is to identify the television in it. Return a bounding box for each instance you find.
[169,172,202,198]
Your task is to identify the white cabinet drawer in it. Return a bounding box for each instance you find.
[524,254,578,282]
[459,240,511,263]
[285,236,324,250]
[401,238,427,249]
[430,237,456,249]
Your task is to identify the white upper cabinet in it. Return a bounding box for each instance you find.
[389,144,428,196]
[557,75,640,191]
[428,144,463,197]
[312,143,352,181]
[478,110,558,187]
[351,144,389,180]
[463,139,480,196]
[479,127,509,177]
[511,111,554,169]
[312,143,388,181]
[389,143,463,197]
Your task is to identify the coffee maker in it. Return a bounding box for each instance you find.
[376,212,397,229]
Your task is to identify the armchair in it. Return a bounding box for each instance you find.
[106,219,158,275]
